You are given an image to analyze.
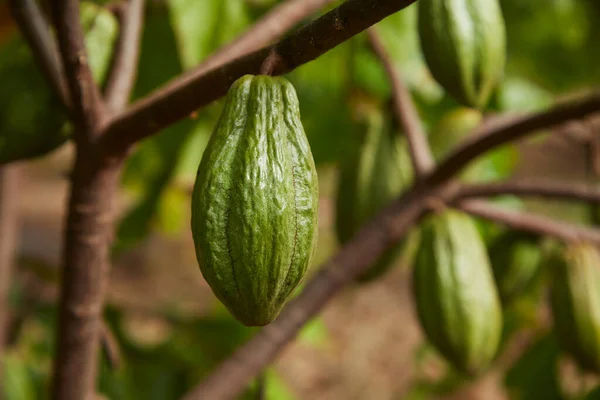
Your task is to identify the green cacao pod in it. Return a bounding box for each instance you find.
[0,1,118,165]
[335,107,412,282]
[191,75,319,326]
[418,0,506,109]
[550,243,600,372]
[489,231,542,304]
[413,209,503,375]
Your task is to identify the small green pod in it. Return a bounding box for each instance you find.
[413,209,503,375]
[191,75,319,326]
[418,0,506,108]
[550,243,600,372]
[489,231,543,304]
[335,108,412,282]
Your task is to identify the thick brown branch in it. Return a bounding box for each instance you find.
[50,0,105,137]
[458,180,600,204]
[99,0,419,155]
[8,0,71,110]
[427,93,600,186]
[51,158,121,400]
[366,28,434,177]
[104,0,145,113]
[458,199,600,244]
[182,92,600,400]
[0,165,20,392]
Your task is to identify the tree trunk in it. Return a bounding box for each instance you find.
[51,152,122,400]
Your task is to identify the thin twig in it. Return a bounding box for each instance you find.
[104,0,146,113]
[100,321,122,370]
[99,0,419,154]
[181,93,600,400]
[366,28,434,177]
[458,180,600,204]
[458,199,600,244]
[8,0,71,110]
[0,165,20,392]
[50,0,105,137]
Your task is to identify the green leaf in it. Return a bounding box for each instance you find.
[168,0,250,69]
[505,333,564,400]
[2,353,38,400]
[80,1,119,84]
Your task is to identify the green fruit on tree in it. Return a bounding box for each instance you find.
[0,1,118,165]
[413,209,503,375]
[335,107,412,282]
[489,231,543,304]
[191,75,319,327]
[418,0,506,108]
[550,243,600,372]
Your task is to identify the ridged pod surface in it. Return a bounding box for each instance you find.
[550,243,600,372]
[335,109,412,282]
[191,75,319,326]
[418,0,506,108]
[413,210,503,375]
[489,231,542,304]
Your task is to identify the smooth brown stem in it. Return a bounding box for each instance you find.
[366,28,434,177]
[99,0,419,154]
[8,0,71,110]
[0,165,20,391]
[458,180,600,204]
[104,0,145,113]
[458,200,600,244]
[50,0,105,138]
[51,155,122,400]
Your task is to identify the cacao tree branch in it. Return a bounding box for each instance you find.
[181,92,600,400]
[104,0,145,113]
[458,199,600,244]
[51,159,122,400]
[366,28,435,177]
[99,0,419,154]
[427,92,600,185]
[0,165,20,392]
[8,0,71,110]
[50,0,105,137]
[458,180,600,204]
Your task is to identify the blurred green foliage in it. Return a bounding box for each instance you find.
[3,0,600,398]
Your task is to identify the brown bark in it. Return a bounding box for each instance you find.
[51,154,122,400]
[0,165,20,391]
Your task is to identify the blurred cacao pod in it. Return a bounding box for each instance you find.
[550,243,600,372]
[413,209,503,375]
[335,106,412,282]
[191,75,319,326]
[418,0,506,109]
[489,231,543,304]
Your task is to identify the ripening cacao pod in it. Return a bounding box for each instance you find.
[489,231,543,304]
[418,0,506,109]
[550,243,600,372]
[0,1,118,165]
[413,209,503,375]
[191,75,319,326]
[335,107,412,282]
